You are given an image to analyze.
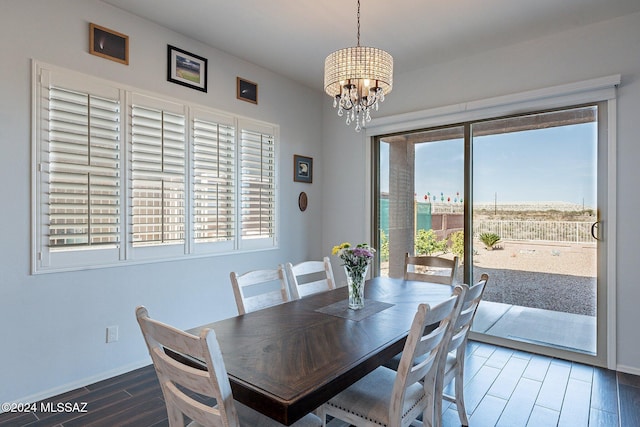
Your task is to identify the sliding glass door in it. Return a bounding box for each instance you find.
[373,104,608,365]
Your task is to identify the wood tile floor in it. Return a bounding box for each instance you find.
[1,341,638,426]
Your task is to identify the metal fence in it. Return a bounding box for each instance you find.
[473,220,595,243]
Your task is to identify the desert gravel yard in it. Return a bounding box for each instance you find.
[465,240,597,316]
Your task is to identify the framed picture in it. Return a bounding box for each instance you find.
[89,23,129,65]
[237,77,258,104]
[167,45,208,92]
[294,155,313,183]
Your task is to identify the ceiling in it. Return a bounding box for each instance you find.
[102,0,640,91]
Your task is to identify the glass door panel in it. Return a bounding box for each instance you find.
[377,126,464,278]
[470,106,599,356]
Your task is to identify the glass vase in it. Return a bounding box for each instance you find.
[345,264,369,310]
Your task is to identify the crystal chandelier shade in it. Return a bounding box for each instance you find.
[323,0,393,132]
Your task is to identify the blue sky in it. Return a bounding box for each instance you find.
[380,122,597,208]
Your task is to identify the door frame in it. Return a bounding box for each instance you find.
[366,75,619,368]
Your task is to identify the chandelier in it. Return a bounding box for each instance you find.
[324,0,393,132]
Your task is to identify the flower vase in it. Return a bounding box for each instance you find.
[345,264,369,310]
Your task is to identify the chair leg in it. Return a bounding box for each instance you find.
[431,379,443,427]
[165,400,185,427]
[453,368,469,426]
[429,404,438,427]
[423,400,435,427]
[318,407,327,427]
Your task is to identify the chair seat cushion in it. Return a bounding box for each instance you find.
[325,366,426,425]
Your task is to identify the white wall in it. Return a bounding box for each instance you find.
[0,0,324,404]
[322,12,640,373]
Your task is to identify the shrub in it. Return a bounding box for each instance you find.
[450,230,464,259]
[479,232,501,249]
[415,229,448,255]
[379,230,389,262]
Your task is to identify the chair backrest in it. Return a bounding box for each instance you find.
[390,285,466,423]
[404,253,458,285]
[285,257,336,299]
[136,306,240,427]
[230,265,290,315]
[447,273,489,354]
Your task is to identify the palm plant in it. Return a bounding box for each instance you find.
[479,232,501,250]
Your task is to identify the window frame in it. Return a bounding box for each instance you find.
[34,66,127,271]
[32,62,279,273]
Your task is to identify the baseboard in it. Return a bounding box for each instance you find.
[1,358,151,413]
[616,364,640,376]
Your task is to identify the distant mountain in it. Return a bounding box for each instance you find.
[472,201,589,211]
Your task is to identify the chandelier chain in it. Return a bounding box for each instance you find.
[357,0,360,46]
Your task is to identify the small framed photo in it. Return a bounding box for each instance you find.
[167,45,208,92]
[89,23,129,65]
[237,77,258,104]
[294,155,313,183]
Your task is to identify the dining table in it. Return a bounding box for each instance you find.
[187,276,455,425]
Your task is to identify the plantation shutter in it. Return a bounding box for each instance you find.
[240,125,276,241]
[130,98,186,246]
[34,63,280,271]
[193,115,235,243]
[46,86,121,249]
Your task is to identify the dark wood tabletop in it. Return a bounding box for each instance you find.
[188,276,454,425]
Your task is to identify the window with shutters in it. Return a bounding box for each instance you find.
[33,63,278,273]
[47,87,121,249]
[192,111,235,249]
[239,122,277,249]
[35,65,124,271]
[130,95,186,249]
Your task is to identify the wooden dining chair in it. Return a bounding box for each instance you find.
[320,286,466,427]
[382,274,489,427]
[285,257,336,300]
[230,265,291,315]
[436,273,489,427]
[404,252,458,285]
[136,306,322,427]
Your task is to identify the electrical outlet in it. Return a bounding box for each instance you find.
[106,325,119,343]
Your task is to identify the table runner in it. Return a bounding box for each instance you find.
[315,299,394,321]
